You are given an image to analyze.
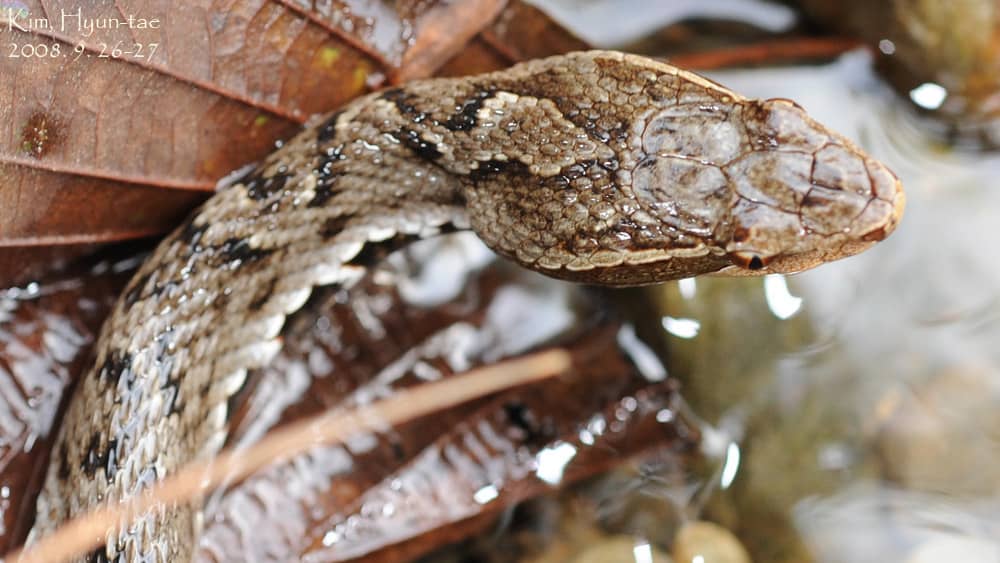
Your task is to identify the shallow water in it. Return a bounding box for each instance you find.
[530,1,1000,561]
[696,51,1000,562]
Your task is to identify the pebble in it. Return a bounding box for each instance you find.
[873,366,1000,495]
[672,521,751,563]
[575,535,672,563]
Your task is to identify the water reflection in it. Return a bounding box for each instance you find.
[719,443,741,490]
[909,83,948,110]
[661,316,701,339]
[632,541,654,563]
[535,442,579,486]
[472,485,499,505]
[678,278,697,300]
[763,275,802,320]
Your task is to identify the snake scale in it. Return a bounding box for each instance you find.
[27,51,904,561]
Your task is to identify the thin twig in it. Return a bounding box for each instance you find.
[670,37,866,70]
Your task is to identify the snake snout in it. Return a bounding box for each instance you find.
[850,157,906,244]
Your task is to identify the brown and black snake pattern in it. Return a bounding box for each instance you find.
[28,51,904,562]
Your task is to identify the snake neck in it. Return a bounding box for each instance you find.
[31,95,470,561]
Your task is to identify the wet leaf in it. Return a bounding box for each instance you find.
[308,378,690,563]
[195,236,696,562]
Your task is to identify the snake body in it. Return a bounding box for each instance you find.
[29,51,903,561]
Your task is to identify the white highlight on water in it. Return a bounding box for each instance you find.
[534,442,578,485]
[662,316,701,339]
[720,442,742,489]
[764,274,802,320]
[909,82,948,110]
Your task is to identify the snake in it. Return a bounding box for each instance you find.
[27,51,904,562]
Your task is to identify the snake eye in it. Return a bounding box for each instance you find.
[728,251,770,270]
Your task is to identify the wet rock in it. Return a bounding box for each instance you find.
[794,0,1000,148]
[575,536,673,563]
[872,366,1000,495]
[672,521,751,563]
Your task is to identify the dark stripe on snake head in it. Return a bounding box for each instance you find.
[469,159,529,182]
[443,89,495,132]
[395,127,443,161]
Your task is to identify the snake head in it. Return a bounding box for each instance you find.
[464,52,904,286]
[619,84,904,285]
[714,98,905,277]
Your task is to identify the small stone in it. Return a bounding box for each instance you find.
[873,366,1000,495]
[672,521,751,563]
[575,536,673,563]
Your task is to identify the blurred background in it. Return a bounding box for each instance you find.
[2,0,999,562]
